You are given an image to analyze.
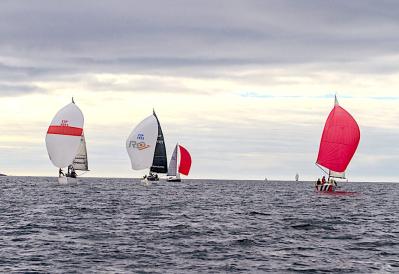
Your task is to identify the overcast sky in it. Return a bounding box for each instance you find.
[1,1,398,181]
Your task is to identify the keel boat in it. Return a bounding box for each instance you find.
[167,143,192,182]
[315,95,360,192]
[45,98,88,184]
[126,110,168,182]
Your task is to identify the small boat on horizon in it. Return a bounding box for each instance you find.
[126,110,168,182]
[45,98,89,184]
[167,143,192,182]
[315,95,360,192]
[295,173,299,181]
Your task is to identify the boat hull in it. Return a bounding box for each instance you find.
[58,176,78,184]
[167,178,181,182]
[315,184,336,192]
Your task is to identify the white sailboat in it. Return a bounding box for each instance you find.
[45,98,88,184]
[167,143,192,182]
[126,110,168,182]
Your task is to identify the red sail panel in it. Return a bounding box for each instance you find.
[316,105,360,173]
[178,145,192,175]
[47,125,83,136]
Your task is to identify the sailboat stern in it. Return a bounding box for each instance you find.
[315,184,336,192]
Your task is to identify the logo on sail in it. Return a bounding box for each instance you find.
[128,141,150,150]
[61,120,69,126]
[137,133,145,140]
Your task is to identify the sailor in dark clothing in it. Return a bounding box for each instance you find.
[70,169,77,178]
[67,165,77,178]
[59,168,64,177]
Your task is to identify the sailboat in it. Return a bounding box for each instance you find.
[295,173,299,181]
[45,98,89,184]
[126,110,168,182]
[167,143,192,182]
[315,95,360,192]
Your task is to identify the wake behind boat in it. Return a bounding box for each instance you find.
[126,110,168,183]
[315,95,360,193]
[45,98,89,184]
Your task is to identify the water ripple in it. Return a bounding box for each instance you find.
[0,177,398,273]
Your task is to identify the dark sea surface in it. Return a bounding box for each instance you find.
[0,177,398,273]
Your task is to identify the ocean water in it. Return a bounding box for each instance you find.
[0,177,398,273]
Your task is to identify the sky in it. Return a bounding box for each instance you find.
[0,0,398,181]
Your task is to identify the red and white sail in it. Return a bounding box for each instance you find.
[167,144,192,177]
[316,96,360,176]
[45,102,84,168]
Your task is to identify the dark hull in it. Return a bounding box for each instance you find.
[167,178,181,182]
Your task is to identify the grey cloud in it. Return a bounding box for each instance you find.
[1,0,399,81]
[0,83,46,97]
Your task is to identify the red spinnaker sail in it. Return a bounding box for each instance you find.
[178,145,192,175]
[316,103,360,173]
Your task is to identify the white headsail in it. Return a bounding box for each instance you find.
[167,144,178,177]
[126,114,158,170]
[72,133,89,171]
[45,102,84,168]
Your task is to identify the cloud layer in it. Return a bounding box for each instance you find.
[0,1,398,181]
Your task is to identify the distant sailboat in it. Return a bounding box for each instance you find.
[295,173,299,181]
[167,143,192,182]
[45,98,88,184]
[315,95,360,192]
[126,110,168,181]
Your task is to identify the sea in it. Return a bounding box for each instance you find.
[0,177,398,273]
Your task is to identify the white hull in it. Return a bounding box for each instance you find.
[58,176,78,184]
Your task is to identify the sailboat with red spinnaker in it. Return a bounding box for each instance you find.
[315,95,360,192]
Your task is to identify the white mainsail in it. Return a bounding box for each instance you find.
[45,102,84,168]
[72,133,89,171]
[167,144,178,177]
[126,114,158,170]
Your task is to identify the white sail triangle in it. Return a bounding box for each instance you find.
[167,144,178,177]
[72,133,89,171]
